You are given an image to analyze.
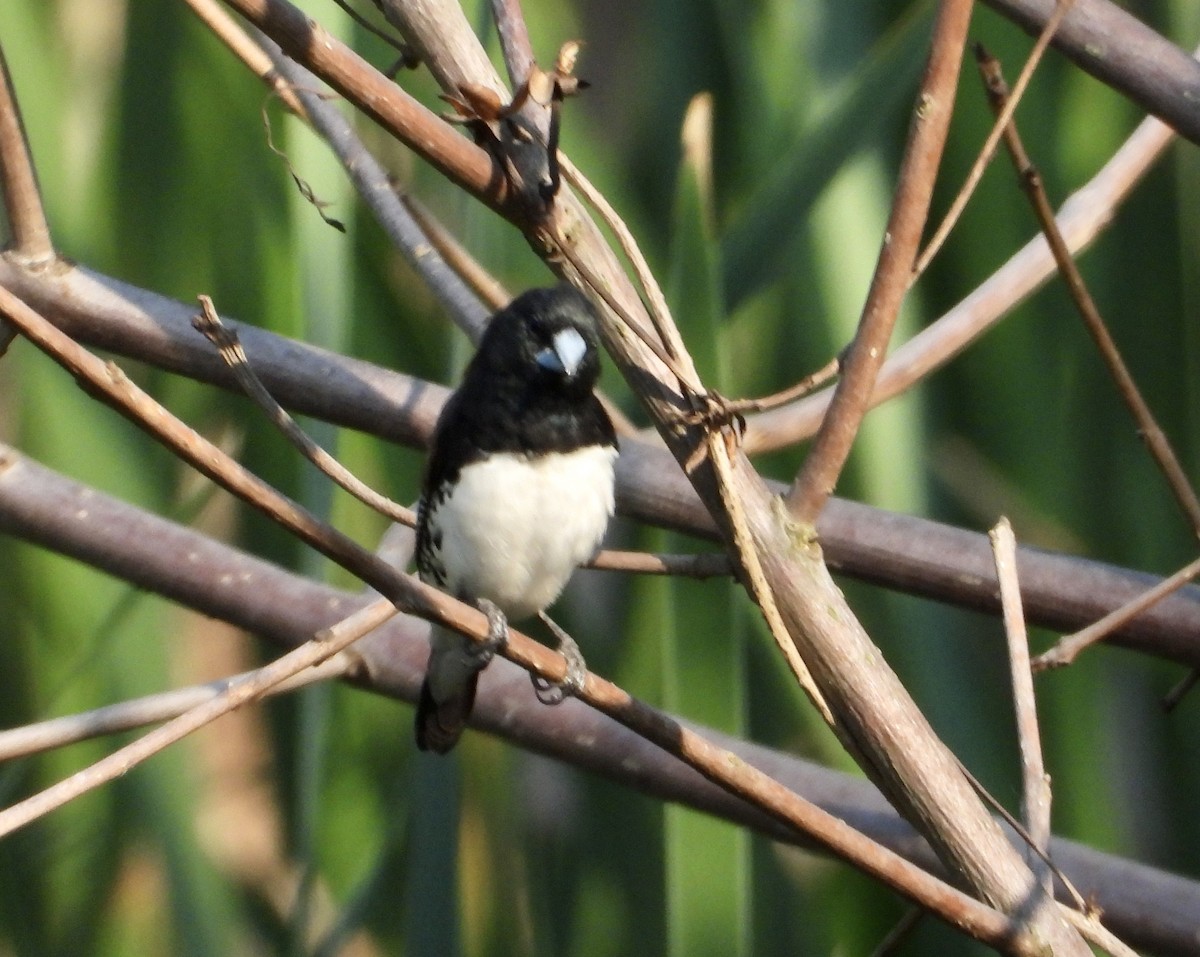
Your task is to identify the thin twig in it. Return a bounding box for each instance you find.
[747,357,841,412]
[742,105,1177,455]
[955,758,1087,912]
[707,429,835,727]
[399,192,511,311]
[329,0,416,62]
[787,0,972,522]
[703,356,841,421]
[978,44,1200,536]
[0,655,350,762]
[990,518,1052,892]
[982,0,1200,148]
[0,41,52,263]
[267,44,495,339]
[913,0,1075,279]
[221,0,511,212]
[193,296,416,527]
[1059,909,1142,957]
[0,599,395,837]
[586,549,731,578]
[561,243,703,393]
[1034,554,1200,671]
[188,0,494,339]
[636,356,842,447]
[1162,669,1200,712]
[558,152,686,363]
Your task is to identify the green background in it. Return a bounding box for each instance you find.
[1,0,1198,954]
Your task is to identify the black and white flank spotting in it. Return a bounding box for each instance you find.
[414,285,618,753]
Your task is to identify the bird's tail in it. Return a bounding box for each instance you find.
[414,672,479,753]
[414,626,482,753]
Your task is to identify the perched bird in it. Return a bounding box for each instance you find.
[414,285,618,753]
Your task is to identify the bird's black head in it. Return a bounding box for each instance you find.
[433,284,615,461]
[476,285,604,397]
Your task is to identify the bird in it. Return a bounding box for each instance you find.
[414,284,618,753]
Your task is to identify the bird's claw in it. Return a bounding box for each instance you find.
[470,598,509,668]
[532,615,587,705]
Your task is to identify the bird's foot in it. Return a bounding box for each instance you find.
[532,612,587,705]
[470,598,509,668]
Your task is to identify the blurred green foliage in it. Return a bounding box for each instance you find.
[1,0,1199,955]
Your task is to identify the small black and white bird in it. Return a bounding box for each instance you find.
[414,285,618,753]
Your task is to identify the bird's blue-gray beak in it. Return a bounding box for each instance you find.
[536,328,588,377]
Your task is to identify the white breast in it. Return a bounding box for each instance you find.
[431,445,618,621]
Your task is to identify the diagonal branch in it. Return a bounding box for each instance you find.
[0,5,1143,946]
[742,105,1176,454]
[786,0,972,523]
[489,0,535,92]
[983,0,1200,147]
[978,44,1200,536]
[0,655,351,762]
[1033,555,1200,671]
[0,598,398,837]
[0,41,51,264]
[226,0,511,211]
[914,0,1075,279]
[193,295,416,526]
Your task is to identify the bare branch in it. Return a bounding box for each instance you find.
[869,910,924,957]
[489,0,536,92]
[0,655,350,762]
[399,192,511,311]
[222,0,510,212]
[261,40,493,339]
[786,0,972,522]
[372,0,507,101]
[328,0,415,62]
[183,0,307,115]
[0,41,52,264]
[559,152,687,364]
[914,0,1075,278]
[586,548,731,578]
[370,0,554,211]
[1,4,1180,942]
[984,0,1200,147]
[989,519,1052,890]
[0,295,1028,946]
[193,295,416,527]
[0,599,396,837]
[1162,669,1200,711]
[979,43,1200,535]
[1034,555,1200,671]
[742,108,1176,454]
